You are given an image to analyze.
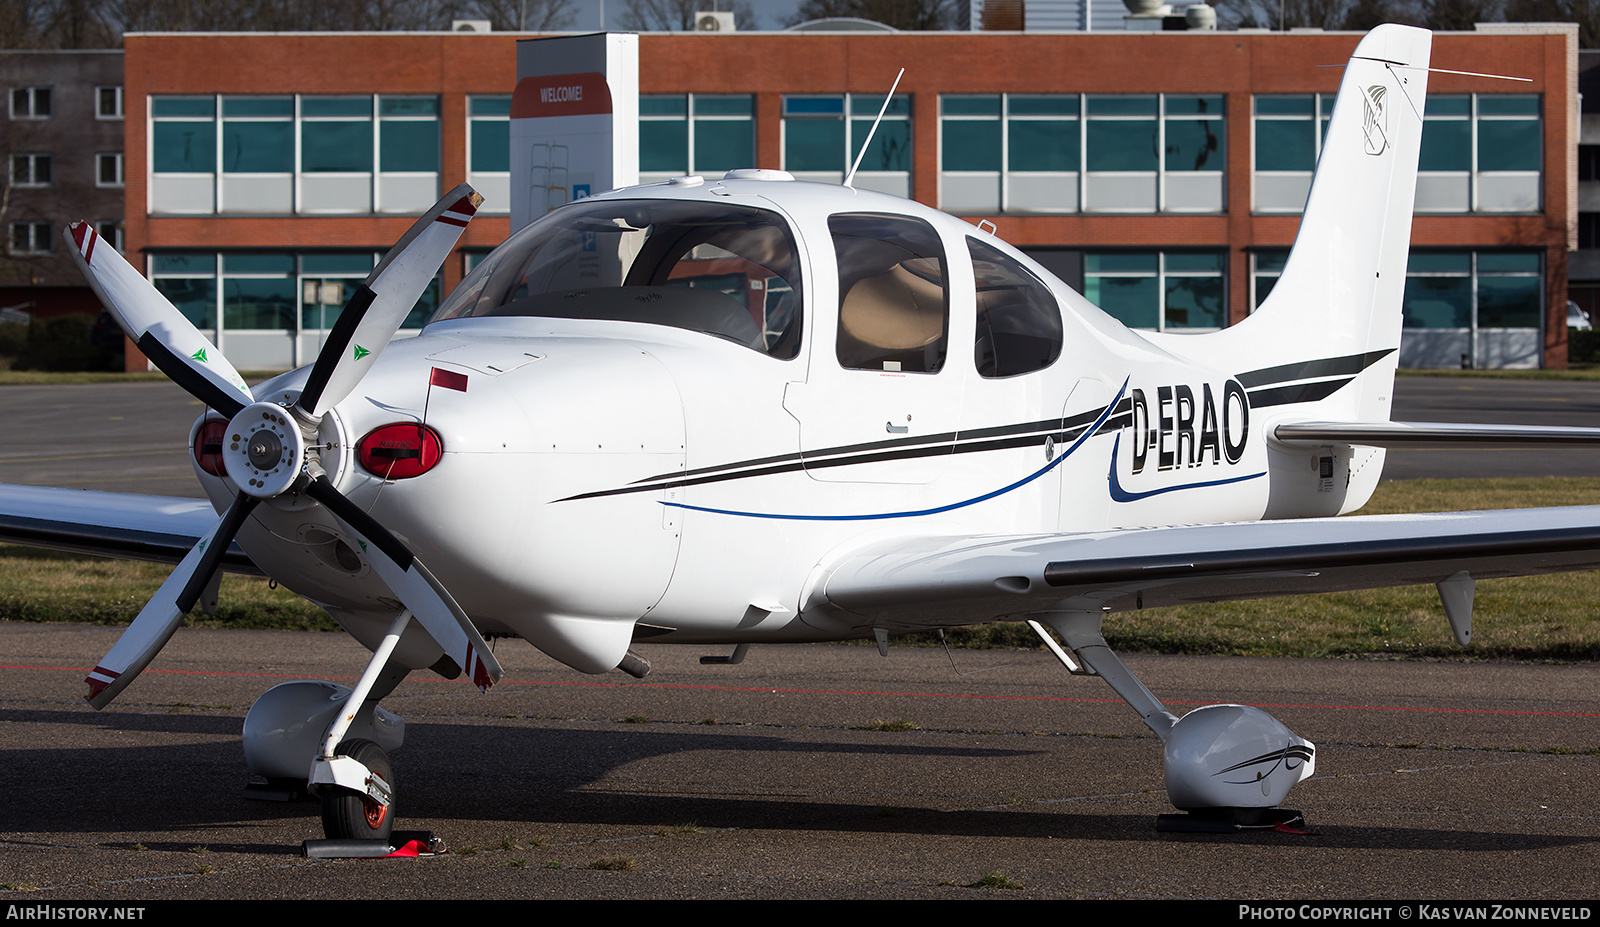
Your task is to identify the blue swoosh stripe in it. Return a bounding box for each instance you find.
[1107,433,1265,502]
[664,378,1131,521]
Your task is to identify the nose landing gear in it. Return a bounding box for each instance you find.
[318,738,394,843]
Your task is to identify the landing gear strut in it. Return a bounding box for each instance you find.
[308,610,413,845]
[1032,611,1316,832]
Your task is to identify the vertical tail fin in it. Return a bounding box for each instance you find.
[1209,25,1432,425]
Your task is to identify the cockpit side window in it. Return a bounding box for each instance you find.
[969,237,1063,378]
[429,199,803,359]
[830,212,948,374]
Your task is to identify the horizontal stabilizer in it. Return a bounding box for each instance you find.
[1275,421,1600,447]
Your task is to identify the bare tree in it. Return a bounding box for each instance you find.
[1214,0,1357,29]
[1504,0,1600,47]
[787,0,957,29]
[465,0,577,31]
[620,0,755,31]
[1417,0,1503,30]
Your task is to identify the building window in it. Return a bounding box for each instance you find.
[1251,248,1543,368]
[940,93,1224,214]
[221,96,292,213]
[150,253,218,329]
[299,95,374,215]
[150,251,441,367]
[1581,144,1600,183]
[1416,95,1541,213]
[467,95,510,215]
[782,94,911,198]
[1083,251,1226,332]
[150,96,217,214]
[1251,249,1289,309]
[1401,251,1543,368]
[97,85,123,120]
[150,94,441,216]
[10,221,49,255]
[379,96,440,171]
[1251,95,1334,213]
[638,94,754,182]
[11,87,49,119]
[1581,212,1600,251]
[96,152,123,188]
[11,153,50,187]
[97,221,124,253]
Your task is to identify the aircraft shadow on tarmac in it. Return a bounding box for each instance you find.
[6,708,1600,854]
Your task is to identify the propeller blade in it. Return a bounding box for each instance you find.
[64,222,253,419]
[298,184,483,419]
[84,493,260,709]
[304,477,501,691]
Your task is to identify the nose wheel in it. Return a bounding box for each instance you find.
[319,739,394,843]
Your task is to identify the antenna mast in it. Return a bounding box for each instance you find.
[844,68,905,189]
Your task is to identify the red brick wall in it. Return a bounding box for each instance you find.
[123,28,1576,368]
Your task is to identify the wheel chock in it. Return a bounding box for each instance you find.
[303,831,445,858]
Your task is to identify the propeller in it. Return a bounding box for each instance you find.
[67,184,501,709]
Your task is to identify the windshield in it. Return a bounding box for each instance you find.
[431,198,804,359]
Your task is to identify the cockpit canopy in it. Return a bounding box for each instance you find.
[431,198,804,359]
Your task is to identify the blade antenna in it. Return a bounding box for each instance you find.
[844,68,905,189]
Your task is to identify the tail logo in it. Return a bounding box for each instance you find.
[1361,85,1388,156]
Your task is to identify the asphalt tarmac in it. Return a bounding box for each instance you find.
[1386,377,1600,480]
[3,375,1600,900]
[3,624,1600,900]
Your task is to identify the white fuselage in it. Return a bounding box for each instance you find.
[196,178,1379,675]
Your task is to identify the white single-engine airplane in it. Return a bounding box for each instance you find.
[7,24,1600,841]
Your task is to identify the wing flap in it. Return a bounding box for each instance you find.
[810,506,1600,631]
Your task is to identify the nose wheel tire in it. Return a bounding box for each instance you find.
[320,739,394,844]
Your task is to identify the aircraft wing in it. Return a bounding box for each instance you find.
[807,506,1600,631]
[0,484,259,574]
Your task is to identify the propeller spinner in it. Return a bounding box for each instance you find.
[66,184,501,709]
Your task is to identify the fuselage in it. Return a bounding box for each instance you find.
[194,177,1381,674]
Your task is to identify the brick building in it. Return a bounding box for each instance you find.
[121,24,1577,370]
[0,49,124,322]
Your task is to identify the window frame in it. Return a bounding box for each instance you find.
[96,152,124,188]
[11,153,50,188]
[1082,249,1228,333]
[638,94,756,182]
[1250,94,1334,214]
[10,86,50,120]
[149,250,443,343]
[467,95,511,215]
[780,93,912,197]
[149,94,443,216]
[9,221,50,255]
[96,85,124,120]
[97,221,125,253]
[938,93,1225,215]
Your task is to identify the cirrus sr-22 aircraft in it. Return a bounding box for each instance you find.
[5,24,1599,843]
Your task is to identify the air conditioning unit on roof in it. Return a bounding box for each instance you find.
[696,11,735,31]
[452,19,491,32]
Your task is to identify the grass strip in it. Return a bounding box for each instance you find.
[1,477,1599,660]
